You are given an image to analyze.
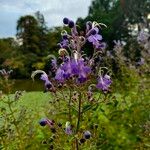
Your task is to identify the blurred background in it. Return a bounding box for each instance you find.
[0,1,150,149]
[0,0,149,91]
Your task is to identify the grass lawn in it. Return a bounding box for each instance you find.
[18,91,51,110]
[16,91,53,123]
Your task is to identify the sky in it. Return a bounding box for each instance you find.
[0,0,92,38]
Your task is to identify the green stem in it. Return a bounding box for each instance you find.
[75,92,82,150]
[76,92,81,133]
[75,139,79,150]
[68,88,72,122]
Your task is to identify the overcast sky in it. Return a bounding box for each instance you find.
[0,0,92,38]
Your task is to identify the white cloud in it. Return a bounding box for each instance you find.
[0,0,92,37]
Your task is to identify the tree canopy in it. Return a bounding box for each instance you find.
[77,0,150,43]
[0,1,149,78]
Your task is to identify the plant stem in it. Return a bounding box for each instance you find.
[75,139,79,150]
[75,92,82,150]
[68,88,72,122]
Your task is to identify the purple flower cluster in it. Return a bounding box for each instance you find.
[58,18,106,51]
[33,18,112,92]
[40,18,111,91]
[55,58,91,83]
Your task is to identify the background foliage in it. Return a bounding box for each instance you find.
[0,0,149,79]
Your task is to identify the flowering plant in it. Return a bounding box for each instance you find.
[32,18,112,149]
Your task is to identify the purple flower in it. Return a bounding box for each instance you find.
[70,59,79,74]
[55,68,65,83]
[65,122,72,135]
[73,58,91,83]
[65,126,72,135]
[77,66,91,83]
[87,27,102,47]
[40,73,49,82]
[40,73,52,90]
[59,39,69,48]
[55,60,72,82]
[61,60,72,79]
[96,74,112,91]
[51,59,57,72]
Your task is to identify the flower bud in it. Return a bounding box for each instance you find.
[39,118,47,126]
[46,83,52,90]
[68,20,75,28]
[83,131,91,139]
[62,35,68,39]
[86,21,92,29]
[63,18,69,24]
[80,138,86,144]
[91,29,97,35]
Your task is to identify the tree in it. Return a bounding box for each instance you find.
[0,38,25,77]
[120,0,150,32]
[35,11,49,55]
[77,0,150,44]
[15,13,52,78]
[16,15,40,54]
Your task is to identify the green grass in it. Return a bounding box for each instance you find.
[1,81,150,150]
[1,91,51,117]
[18,92,52,119]
[18,91,50,109]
